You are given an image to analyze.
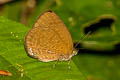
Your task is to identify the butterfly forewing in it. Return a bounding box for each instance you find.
[25,11,73,62]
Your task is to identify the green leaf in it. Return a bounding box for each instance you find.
[0,16,86,80]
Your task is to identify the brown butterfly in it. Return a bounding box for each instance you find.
[24,11,78,68]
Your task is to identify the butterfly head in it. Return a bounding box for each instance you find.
[72,48,78,56]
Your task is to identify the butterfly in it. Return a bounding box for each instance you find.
[24,11,78,68]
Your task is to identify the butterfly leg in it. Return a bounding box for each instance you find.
[68,58,71,69]
[53,59,59,68]
[52,55,63,68]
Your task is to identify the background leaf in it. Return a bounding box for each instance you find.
[0,0,120,80]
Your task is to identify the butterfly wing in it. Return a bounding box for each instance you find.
[25,11,73,62]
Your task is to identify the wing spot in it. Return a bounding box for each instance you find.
[29,48,34,56]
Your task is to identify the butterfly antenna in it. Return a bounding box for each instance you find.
[74,31,91,48]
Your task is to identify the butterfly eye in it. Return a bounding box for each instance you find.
[73,50,78,55]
